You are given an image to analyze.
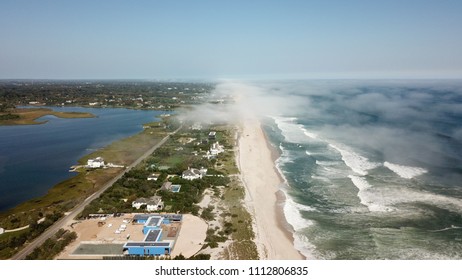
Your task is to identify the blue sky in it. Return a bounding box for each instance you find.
[1,0,461,79]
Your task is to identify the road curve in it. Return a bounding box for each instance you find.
[11,125,182,260]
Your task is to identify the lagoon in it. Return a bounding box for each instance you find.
[0,107,167,212]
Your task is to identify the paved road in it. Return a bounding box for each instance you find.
[11,125,182,260]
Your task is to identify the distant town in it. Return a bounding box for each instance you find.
[0,80,217,113]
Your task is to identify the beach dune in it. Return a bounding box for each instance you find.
[238,118,304,260]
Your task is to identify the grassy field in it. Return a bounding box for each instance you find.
[0,108,94,125]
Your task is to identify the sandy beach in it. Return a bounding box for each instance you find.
[238,118,305,260]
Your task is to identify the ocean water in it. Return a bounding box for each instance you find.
[261,80,462,259]
[0,107,166,212]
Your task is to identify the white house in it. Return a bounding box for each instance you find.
[132,196,163,211]
[147,173,161,181]
[0,228,4,235]
[87,157,105,168]
[182,167,207,180]
[147,197,164,211]
[210,142,224,156]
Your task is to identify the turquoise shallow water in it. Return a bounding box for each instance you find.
[0,107,167,212]
[260,80,462,259]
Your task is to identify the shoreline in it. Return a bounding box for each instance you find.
[237,117,305,260]
[0,109,169,223]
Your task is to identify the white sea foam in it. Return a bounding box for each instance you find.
[293,232,318,260]
[348,175,394,212]
[384,161,428,179]
[384,188,462,213]
[273,116,318,144]
[329,144,380,176]
[306,150,324,156]
[315,160,339,166]
[282,191,315,231]
[300,127,318,139]
[310,175,331,182]
[430,225,462,232]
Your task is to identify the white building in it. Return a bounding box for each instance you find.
[87,157,105,168]
[132,196,163,211]
[147,173,161,181]
[182,167,207,180]
[210,142,224,156]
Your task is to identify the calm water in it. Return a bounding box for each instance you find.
[260,80,462,259]
[0,107,167,212]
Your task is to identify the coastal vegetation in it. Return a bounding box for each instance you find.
[0,81,259,260]
[0,211,63,259]
[25,229,77,260]
[0,107,94,125]
[0,118,173,259]
[78,125,231,217]
[76,122,258,259]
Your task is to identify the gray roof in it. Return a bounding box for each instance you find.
[182,168,202,177]
[161,182,172,190]
[133,196,162,205]
[124,242,171,247]
[144,229,162,242]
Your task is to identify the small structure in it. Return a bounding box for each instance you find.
[208,131,216,140]
[147,173,161,181]
[210,142,224,156]
[0,228,4,235]
[132,196,164,211]
[87,157,105,168]
[182,167,207,180]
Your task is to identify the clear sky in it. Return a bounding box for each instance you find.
[1,0,462,79]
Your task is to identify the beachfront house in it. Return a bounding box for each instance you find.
[132,196,164,211]
[87,157,105,168]
[181,167,207,180]
[210,142,224,156]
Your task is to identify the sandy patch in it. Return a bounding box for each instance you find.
[171,214,207,258]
